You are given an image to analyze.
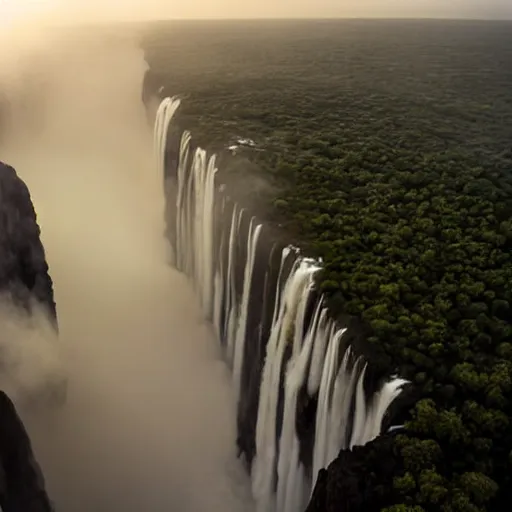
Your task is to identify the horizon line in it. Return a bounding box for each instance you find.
[60,15,512,26]
[134,15,512,23]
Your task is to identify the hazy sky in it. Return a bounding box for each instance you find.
[117,0,511,21]
[1,0,511,23]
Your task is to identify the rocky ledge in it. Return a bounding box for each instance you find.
[306,432,403,512]
[0,391,54,512]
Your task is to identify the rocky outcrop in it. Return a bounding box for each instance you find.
[0,161,59,509]
[0,391,54,512]
[306,433,402,512]
[0,161,57,328]
[0,161,66,410]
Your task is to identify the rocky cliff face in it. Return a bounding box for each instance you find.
[306,433,402,512]
[0,391,54,512]
[0,161,59,510]
[0,162,57,328]
[303,353,420,512]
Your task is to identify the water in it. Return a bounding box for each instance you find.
[0,26,408,512]
[156,97,409,512]
[0,32,254,512]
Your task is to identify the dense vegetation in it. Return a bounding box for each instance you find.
[143,19,512,512]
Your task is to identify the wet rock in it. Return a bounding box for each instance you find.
[0,163,60,508]
[305,433,401,512]
[0,162,57,327]
[0,162,64,408]
[0,391,54,511]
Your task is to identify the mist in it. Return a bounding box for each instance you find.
[0,0,508,508]
[0,23,253,512]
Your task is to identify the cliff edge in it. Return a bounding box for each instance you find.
[0,160,59,510]
[0,390,54,511]
[306,433,402,512]
[0,161,57,327]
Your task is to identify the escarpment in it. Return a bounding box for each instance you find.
[0,161,57,510]
[0,162,57,328]
[149,85,411,512]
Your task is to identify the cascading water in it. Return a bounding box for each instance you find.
[153,96,408,512]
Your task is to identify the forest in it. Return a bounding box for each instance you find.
[143,19,512,512]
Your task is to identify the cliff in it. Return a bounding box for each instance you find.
[306,432,402,512]
[0,161,58,510]
[149,84,414,512]
[0,161,57,328]
[0,391,54,511]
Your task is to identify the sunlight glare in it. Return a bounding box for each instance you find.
[0,0,55,27]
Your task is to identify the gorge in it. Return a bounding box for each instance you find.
[1,13,511,512]
[0,30,409,512]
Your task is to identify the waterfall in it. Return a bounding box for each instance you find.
[153,96,408,512]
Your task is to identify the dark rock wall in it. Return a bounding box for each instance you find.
[0,162,57,329]
[305,433,402,512]
[0,391,54,512]
[0,161,58,510]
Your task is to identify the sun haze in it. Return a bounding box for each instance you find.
[0,0,511,26]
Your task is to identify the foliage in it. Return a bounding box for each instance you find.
[143,19,512,512]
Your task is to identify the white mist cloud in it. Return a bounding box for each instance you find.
[0,299,64,405]
[0,14,252,512]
